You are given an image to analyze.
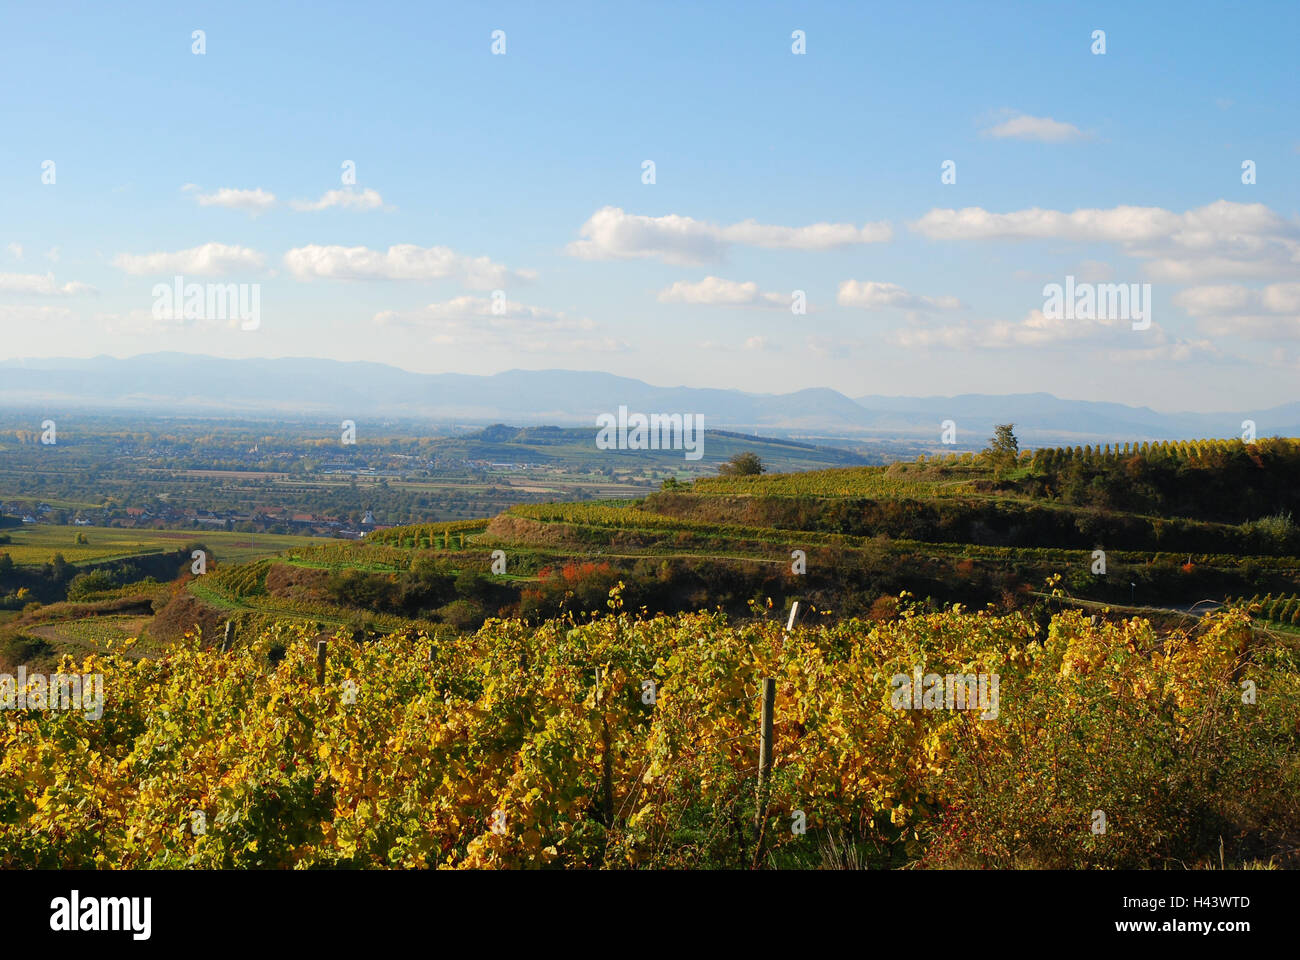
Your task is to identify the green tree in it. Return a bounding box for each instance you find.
[44,553,69,583]
[718,452,765,476]
[67,568,119,601]
[983,424,1019,477]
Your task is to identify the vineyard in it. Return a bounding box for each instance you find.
[186,562,442,636]
[496,501,862,550]
[694,438,1300,531]
[503,501,784,538]
[364,519,489,549]
[10,434,1300,685]
[694,462,983,498]
[21,615,157,657]
[1023,436,1300,468]
[490,500,1300,576]
[1234,594,1300,629]
[283,541,415,572]
[3,595,1297,869]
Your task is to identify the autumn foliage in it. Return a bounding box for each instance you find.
[2,597,1296,869]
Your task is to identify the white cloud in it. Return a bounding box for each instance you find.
[837,280,960,311]
[912,205,1181,243]
[6,243,23,260]
[569,208,723,264]
[569,337,632,353]
[98,308,187,336]
[291,188,386,212]
[890,309,1123,349]
[1074,259,1115,284]
[0,272,96,296]
[659,276,756,304]
[568,206,892,264]
[373,295,618,353]
[983,112,1087,143]
[1173,282,1300,339]
[722,220,891,249]
[0,304,76,326]
[889,309,1214,362]
[1108,338,1224,365]
[911,200,1300,282]
[45,246,60,263]
[98,308,256,336]
[805,334,836,356]
[743,336,769,350]
[657,276,787,307]
[113,243,266,277]
[985,308,1130,347]
[376,295,592,331]
[284,244,528,290]
[194,187,277,213]
[889,323,984,351]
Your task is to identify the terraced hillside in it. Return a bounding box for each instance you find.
[81,440,1298,651]
[6,438,1300,669]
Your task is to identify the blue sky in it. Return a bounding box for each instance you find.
[1,0,1297,411]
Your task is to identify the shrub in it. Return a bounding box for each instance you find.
[718,452,765,477]
[868,594,899,622]
[0,634,55,671]
[437,598,485,631]
[66,568,119,601]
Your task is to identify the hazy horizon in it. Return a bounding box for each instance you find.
[4,352,1298,450]
[0,348,1295,418]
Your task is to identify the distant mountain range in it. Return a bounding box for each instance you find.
[1,353,1295,447]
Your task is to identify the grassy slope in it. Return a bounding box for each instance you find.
[0,524,327,567]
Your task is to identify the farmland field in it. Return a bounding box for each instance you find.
[0,524,327,567]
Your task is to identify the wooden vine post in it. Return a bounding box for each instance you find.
[752,676,777,868]
[595,665,615,825]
